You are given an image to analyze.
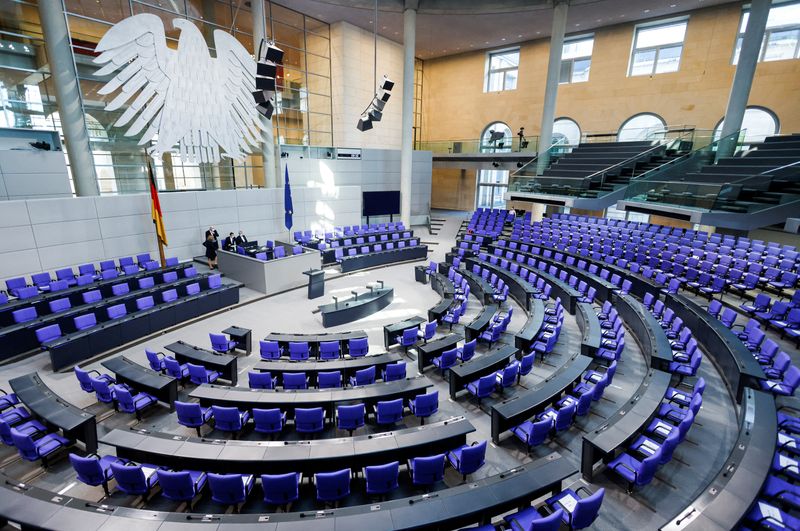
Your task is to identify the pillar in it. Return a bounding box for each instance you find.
[537,0,569,173]
[252,0,278,188]
[716,0,770,160]
[38,0,98,196]
[400,0,418,228]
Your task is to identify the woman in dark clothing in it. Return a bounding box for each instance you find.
[203,233,219,269]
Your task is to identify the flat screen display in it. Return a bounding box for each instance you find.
[363,191,400,216]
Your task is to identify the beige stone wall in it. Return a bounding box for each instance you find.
[420,3,800,143]
[431,168,477,210]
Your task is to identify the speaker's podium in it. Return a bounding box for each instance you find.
[303,269,325,299]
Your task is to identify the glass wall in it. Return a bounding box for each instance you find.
[476,169,509,209]
[0,0,332,194]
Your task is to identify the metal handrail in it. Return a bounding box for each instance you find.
[509,140,573,177]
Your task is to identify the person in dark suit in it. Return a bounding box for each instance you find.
[223,232,237,251]
[205,226,219,241]
[235,230,248,246]
[203,233,219,269]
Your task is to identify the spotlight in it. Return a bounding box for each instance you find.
[357,115,373,131]
[516,161,524,168]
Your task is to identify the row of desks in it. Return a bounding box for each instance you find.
[266,330,368,357]
[320,237,417,264]
[45,283,240,371]
[450,344,519,400]
[383,316,426,348]
[101,416,474,475]
[102,356,178,410]
[9,372,97,452]
[0,454,576,531]
[339,245,428,273]
[254,352,404,385]
[426,271,457,323]
[464,257,537,310]
[164,341,239,385]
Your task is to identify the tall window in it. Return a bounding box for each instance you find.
[734,1,800,64]
[485,48,519,92]
[618,113,667,141]
[476,170,509,209]
[480,122,513,152]
[714,106,779,144]
[552,118,582,145]
[560,35,593,83]
[629,18,688,76]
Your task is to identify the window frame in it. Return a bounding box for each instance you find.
[617,112,668,142]
[484,47,520,93]
[628,16,690,77]
[560,34,594,84]
[475,169,510,210]
[732,0,800,64]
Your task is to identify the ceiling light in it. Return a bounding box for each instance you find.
[644,9,650,13]
[517,34,522,38]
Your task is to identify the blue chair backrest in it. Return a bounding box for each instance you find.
[138,277,155,289]
[111,283,129,296]
[253,408,284,430]
[49,298,71,313]
[460,339,476,361]
[572,488,605,529]
[402,327,417,344]
[262,472,299,504]
[212,406,244,430]
[412,454,445,483]
[338,403,364,425]
[295,407,324,430]
[175,401,204,426]
[164,357,184,378]
[283,372,307,389]
[249,371,275,389]
[384,362,406,381]
[458,441,487,474]
[318,371,342,388]
[83,290,102,304]
[36,324,61,344]
[414,391,438,415]
[110,462,148,495]
[158,469,195,500]
[188,363,210,383]
[162,289,178,302]
[115,387,137,411]
[208,473,247,504]
[69,454,105,485]
[12,307,37,324]
[354,366,376,385]
[136,296,155,310]
[319,341,339,358]
[10,429,39,460]
[349,338,368,355]
[107,304,127,319]
[315,469,350,500]
[186,283,200,295]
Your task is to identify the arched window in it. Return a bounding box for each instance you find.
[481,121,513,153]
[714,106,779,144]
[552,117,581,146]
[617,113,667,141]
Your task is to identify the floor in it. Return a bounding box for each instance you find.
[0,209,756,529]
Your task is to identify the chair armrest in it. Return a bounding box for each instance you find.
[194,472,207,489]
[611,461,638,480]
[575,485,593,498]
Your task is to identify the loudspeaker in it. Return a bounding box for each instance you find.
[357,116,373,131]
[256,76,276,91]
[264,44,284,64]
[380,77,395,91]
[368,108,382,122]
[257,62,277,78]
[257,100,275,119]
[372,98,386,111]
[252,90,272,104]
[378,90,391,103]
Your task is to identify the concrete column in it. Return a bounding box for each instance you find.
[536,0,569,173]
[717,0,770,160]
[38,0,98,196]
[252,0,278,188]
[400,1,418,228]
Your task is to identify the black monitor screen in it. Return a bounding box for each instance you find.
[362,191,400,216]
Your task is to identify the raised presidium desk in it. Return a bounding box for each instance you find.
[9,372,97,452]
[100,416,475,474]
[189,376,433,418]
[0,453,576,530]
[383,316,426,348]
[450,344,519,399]
[580,368,672,481]
[303,268,325,299]
[101,356,178,410]
[254,352,403,385]
[222,325,252,354]
[318,282,393,327]
[266,330,368,357]
[491,353,593,444]
[163,341,239,385]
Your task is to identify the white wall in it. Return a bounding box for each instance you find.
[0,186,361,281]
[0,150,72,201]
[281,148,432,226]
[330,21,404,150]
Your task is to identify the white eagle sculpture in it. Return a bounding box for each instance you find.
[93,14,263,164]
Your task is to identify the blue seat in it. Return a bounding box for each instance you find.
[495,362,519,391]
[337,403,365,435]
[350,366,376,387]
[175,400,212,436]
[35,324,61,345]
[211,406,250,436]
[253,408,286,434]
[511,418,552,453]
[0,389,19,410]
[90,377,120,405]
[409,391,438,424]
[608,448,661,492]
[467,374,495,402]
[135,296,154,311]
[433,347,458,375]
[375,398,404,425]
[259,340,282,360]
[208,473,254,512]
[398,327,418,352]
[417,321,436,343]
[248,371,277,389]
[145,349,166,372]
[630,429,681,466]
[364,461,399,496]
[109,461,160,500]
[408,453,445,486]
[348,337,369,357]
[447,440,487,481]
[210,333,236,353]
[164,357,190,381]
[74,366,114,394]
[69,453,127,496]
[382,361,407,382]
[504,507,564,531]
[283,372,309,390]
[545,487,605,529]
[457,339,477,362]
[319,341,340,360]
[537,402,576,434]
[314,468,351,502]
[261,472,301,508]
[115,387,157,420]
[0,416,45,446]
[318,370,342,389]
[187,363,220,385]
[157,469,207,508]
[288,341,310,361]
[295,407,325,433]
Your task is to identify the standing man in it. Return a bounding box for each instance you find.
[205,226,219,241]
[517,127,528,150]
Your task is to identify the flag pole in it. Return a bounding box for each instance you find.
[146,154,167,268]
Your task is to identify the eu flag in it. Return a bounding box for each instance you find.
[284,165,293,230]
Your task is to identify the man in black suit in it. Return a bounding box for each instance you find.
[235,230,248,246]
[205,226,219,241]
[223,232,237,251]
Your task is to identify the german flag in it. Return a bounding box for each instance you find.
[148,161,168,247]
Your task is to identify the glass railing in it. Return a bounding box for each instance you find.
[507,141,576,193]
[418,136,539,154]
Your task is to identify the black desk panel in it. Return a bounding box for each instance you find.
[464,257,537,310]
[576,302,602,357]
[102,356,178,409]
[465,304,500,342]
[223,326,252,354]
[266,330,368,357]
[416,334,462,373]
[164,341,239,385]
[319,287,393,328]
[101,416,473,475]
[427,272,456,323]
[339,245,428,273]
[458,269,494,305]
[9,372,97,452]
[614,294,673,371]
[254,352,403,385]
[580,369,671,481]
[450,344,519,399]
[383,316,426,348]
[491,354,593,443]
[516,298,544,351]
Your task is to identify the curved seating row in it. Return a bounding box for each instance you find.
[255,352,404,384]
[338,242,428,273]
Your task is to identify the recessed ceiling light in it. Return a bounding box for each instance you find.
[517,34,523,38]
[536,31,541,34]
[643,9,650,13]
[501,37,506,41]
[670,3,677,7]
[485,41,490,44]
[596,19,602,22]
[575,23,581,27]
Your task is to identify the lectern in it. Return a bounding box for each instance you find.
[304,269,325,299]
